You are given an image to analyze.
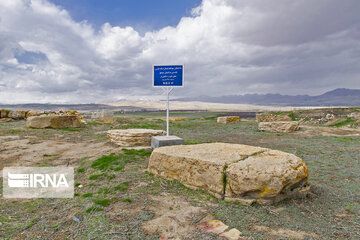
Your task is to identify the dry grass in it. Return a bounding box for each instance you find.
[0,111,359,239]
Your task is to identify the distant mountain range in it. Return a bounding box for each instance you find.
[176,88,360,106]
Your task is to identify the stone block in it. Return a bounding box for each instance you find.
[151,136,184,149]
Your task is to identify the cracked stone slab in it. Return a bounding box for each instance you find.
[148,143,267,198]
[148,143,310,204]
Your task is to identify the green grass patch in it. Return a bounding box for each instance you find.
[114,182,129,192]
[91,151,148,172]
[91,153,124,170]
[7,129,24,134]
[82,193,93,198]
[97,187,111,195]
[76,168,85,173]
[329,118,357,127]
[86,122,103,125]
[60,127,82,132]
[118,121,162,129]
[89,173,107,180]
[184,140,200,145]
[204,116,217,120]
[122,198,132,203]
[288,112,297,121]
[86,206,103,213]
[93,198,111,207]
[122,148,152,157]
[108,174,116,180]
[222,165,228,196]
[271,111,288,115]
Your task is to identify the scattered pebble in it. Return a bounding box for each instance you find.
[78,185,83,188]
[220,228,242,240]
[72,216,80,223]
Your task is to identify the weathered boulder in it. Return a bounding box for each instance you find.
[258,121,300,133]
[169,118,185,122]
[148,143,309,204]
[26,115,82,129]
[348,112,360,120]
[0,109,9,118]
[256,113,292,122]
[107,129,166,147]
[217,116,240,124]
[225,149,309,204]
[8,110,28,120]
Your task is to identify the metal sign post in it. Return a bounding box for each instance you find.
[153,65,184,136]
[163,87,174,136]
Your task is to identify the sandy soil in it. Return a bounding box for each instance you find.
[0,136,118,176]
[105,100,324,112]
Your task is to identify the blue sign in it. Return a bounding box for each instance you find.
[153,65,183,87]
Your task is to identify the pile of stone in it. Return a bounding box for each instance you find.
[0,109,81,120]
[217,116,240,124]
[0,109,28,122]
[148,143,310,204]
[107,129,166,147]
[256,113,299,133]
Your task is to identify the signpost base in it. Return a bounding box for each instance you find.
[151,136,184,149]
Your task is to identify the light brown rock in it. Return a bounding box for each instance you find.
[0,109,8,118]
[198,220,229,235]
[217,116,240,124]
[258,121,300,133]
[107,129,166,147]
[0,118,12,123]
[148,143,309,204]
[256,113,292,122]
[26,115,82,129]
[225,150,309,204]
[26,110,45,118]
[220,228,242,240]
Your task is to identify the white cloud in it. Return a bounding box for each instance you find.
[0,0,359,103]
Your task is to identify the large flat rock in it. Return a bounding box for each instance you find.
[148,143,268,199]
[148,143,309,204]
[26,115,82,129]
[107,129,166,147]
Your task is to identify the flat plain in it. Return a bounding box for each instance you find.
[0,110,359,239]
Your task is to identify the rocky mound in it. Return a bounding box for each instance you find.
[256,113,292,122]
[258,121,300,133]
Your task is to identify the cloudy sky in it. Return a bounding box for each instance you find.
[0,0,359,104]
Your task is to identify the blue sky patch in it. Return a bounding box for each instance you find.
[50,0,202,32]
[15,51,48,64]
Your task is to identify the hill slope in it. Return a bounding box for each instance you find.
[176,88,360,106]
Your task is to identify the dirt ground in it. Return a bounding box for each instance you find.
[0,111,359,239]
